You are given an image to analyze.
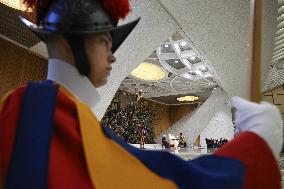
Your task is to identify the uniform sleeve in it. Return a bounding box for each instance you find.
[214,131,281,189]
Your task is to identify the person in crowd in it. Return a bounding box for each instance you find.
[205,138,229,149]
[0,0,282,188]
[139,123,146,149]
[178,133,186,148]
[205,137,209,148]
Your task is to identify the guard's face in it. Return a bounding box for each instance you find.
[85,32,116,87]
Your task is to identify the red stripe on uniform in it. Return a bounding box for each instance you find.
[214,132,281,189]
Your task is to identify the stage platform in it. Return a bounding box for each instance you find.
[130,144,210,160]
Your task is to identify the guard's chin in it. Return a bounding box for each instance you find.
[94,79,108,88]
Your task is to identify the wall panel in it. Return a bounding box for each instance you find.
[0,37,47,98]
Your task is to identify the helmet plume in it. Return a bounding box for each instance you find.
[100,0,131,20]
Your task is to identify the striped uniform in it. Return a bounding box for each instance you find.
[0,81,281,189]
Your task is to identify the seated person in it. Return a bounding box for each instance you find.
[161,136,170,148]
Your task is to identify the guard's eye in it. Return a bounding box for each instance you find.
[101,37,112,49]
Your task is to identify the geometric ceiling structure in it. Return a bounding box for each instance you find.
[119,32,218,105]
[93,0,253,118]
[92,0,275,118]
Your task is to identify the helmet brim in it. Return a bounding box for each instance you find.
[20,16,140,53]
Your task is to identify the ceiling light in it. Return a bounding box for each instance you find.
[130,62,166,81]
[200,66,208,72]
[177,96,199,102]
[190,55,197,60]
[180,41,187,46]
[0,0,31,11]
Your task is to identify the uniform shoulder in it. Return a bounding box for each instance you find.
[0,85,28,113]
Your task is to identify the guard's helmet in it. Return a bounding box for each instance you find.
[21,0,140,75]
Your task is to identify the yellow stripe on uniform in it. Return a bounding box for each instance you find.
[60,86,178,189]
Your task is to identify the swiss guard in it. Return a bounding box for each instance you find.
[0,0,282,189]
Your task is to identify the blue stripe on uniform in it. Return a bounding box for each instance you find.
[5,81,58,189]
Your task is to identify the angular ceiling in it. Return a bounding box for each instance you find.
[119,32,216,105]
[0,0,279,118]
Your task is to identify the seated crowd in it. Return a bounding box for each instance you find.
[205,138,228,149]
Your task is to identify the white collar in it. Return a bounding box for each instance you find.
[47,58,100,109]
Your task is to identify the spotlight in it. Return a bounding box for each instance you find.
[190,56,196,60]
[180,41,187,47]
[200,66,208,72]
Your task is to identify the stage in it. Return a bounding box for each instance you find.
[130,144,210,160]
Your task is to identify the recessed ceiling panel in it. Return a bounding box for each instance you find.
[187,56,202,64]
[161,44,175,53]
[165,59,186,70]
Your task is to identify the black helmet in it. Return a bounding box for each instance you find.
[21,0,140,52]
[21,0,140,75]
